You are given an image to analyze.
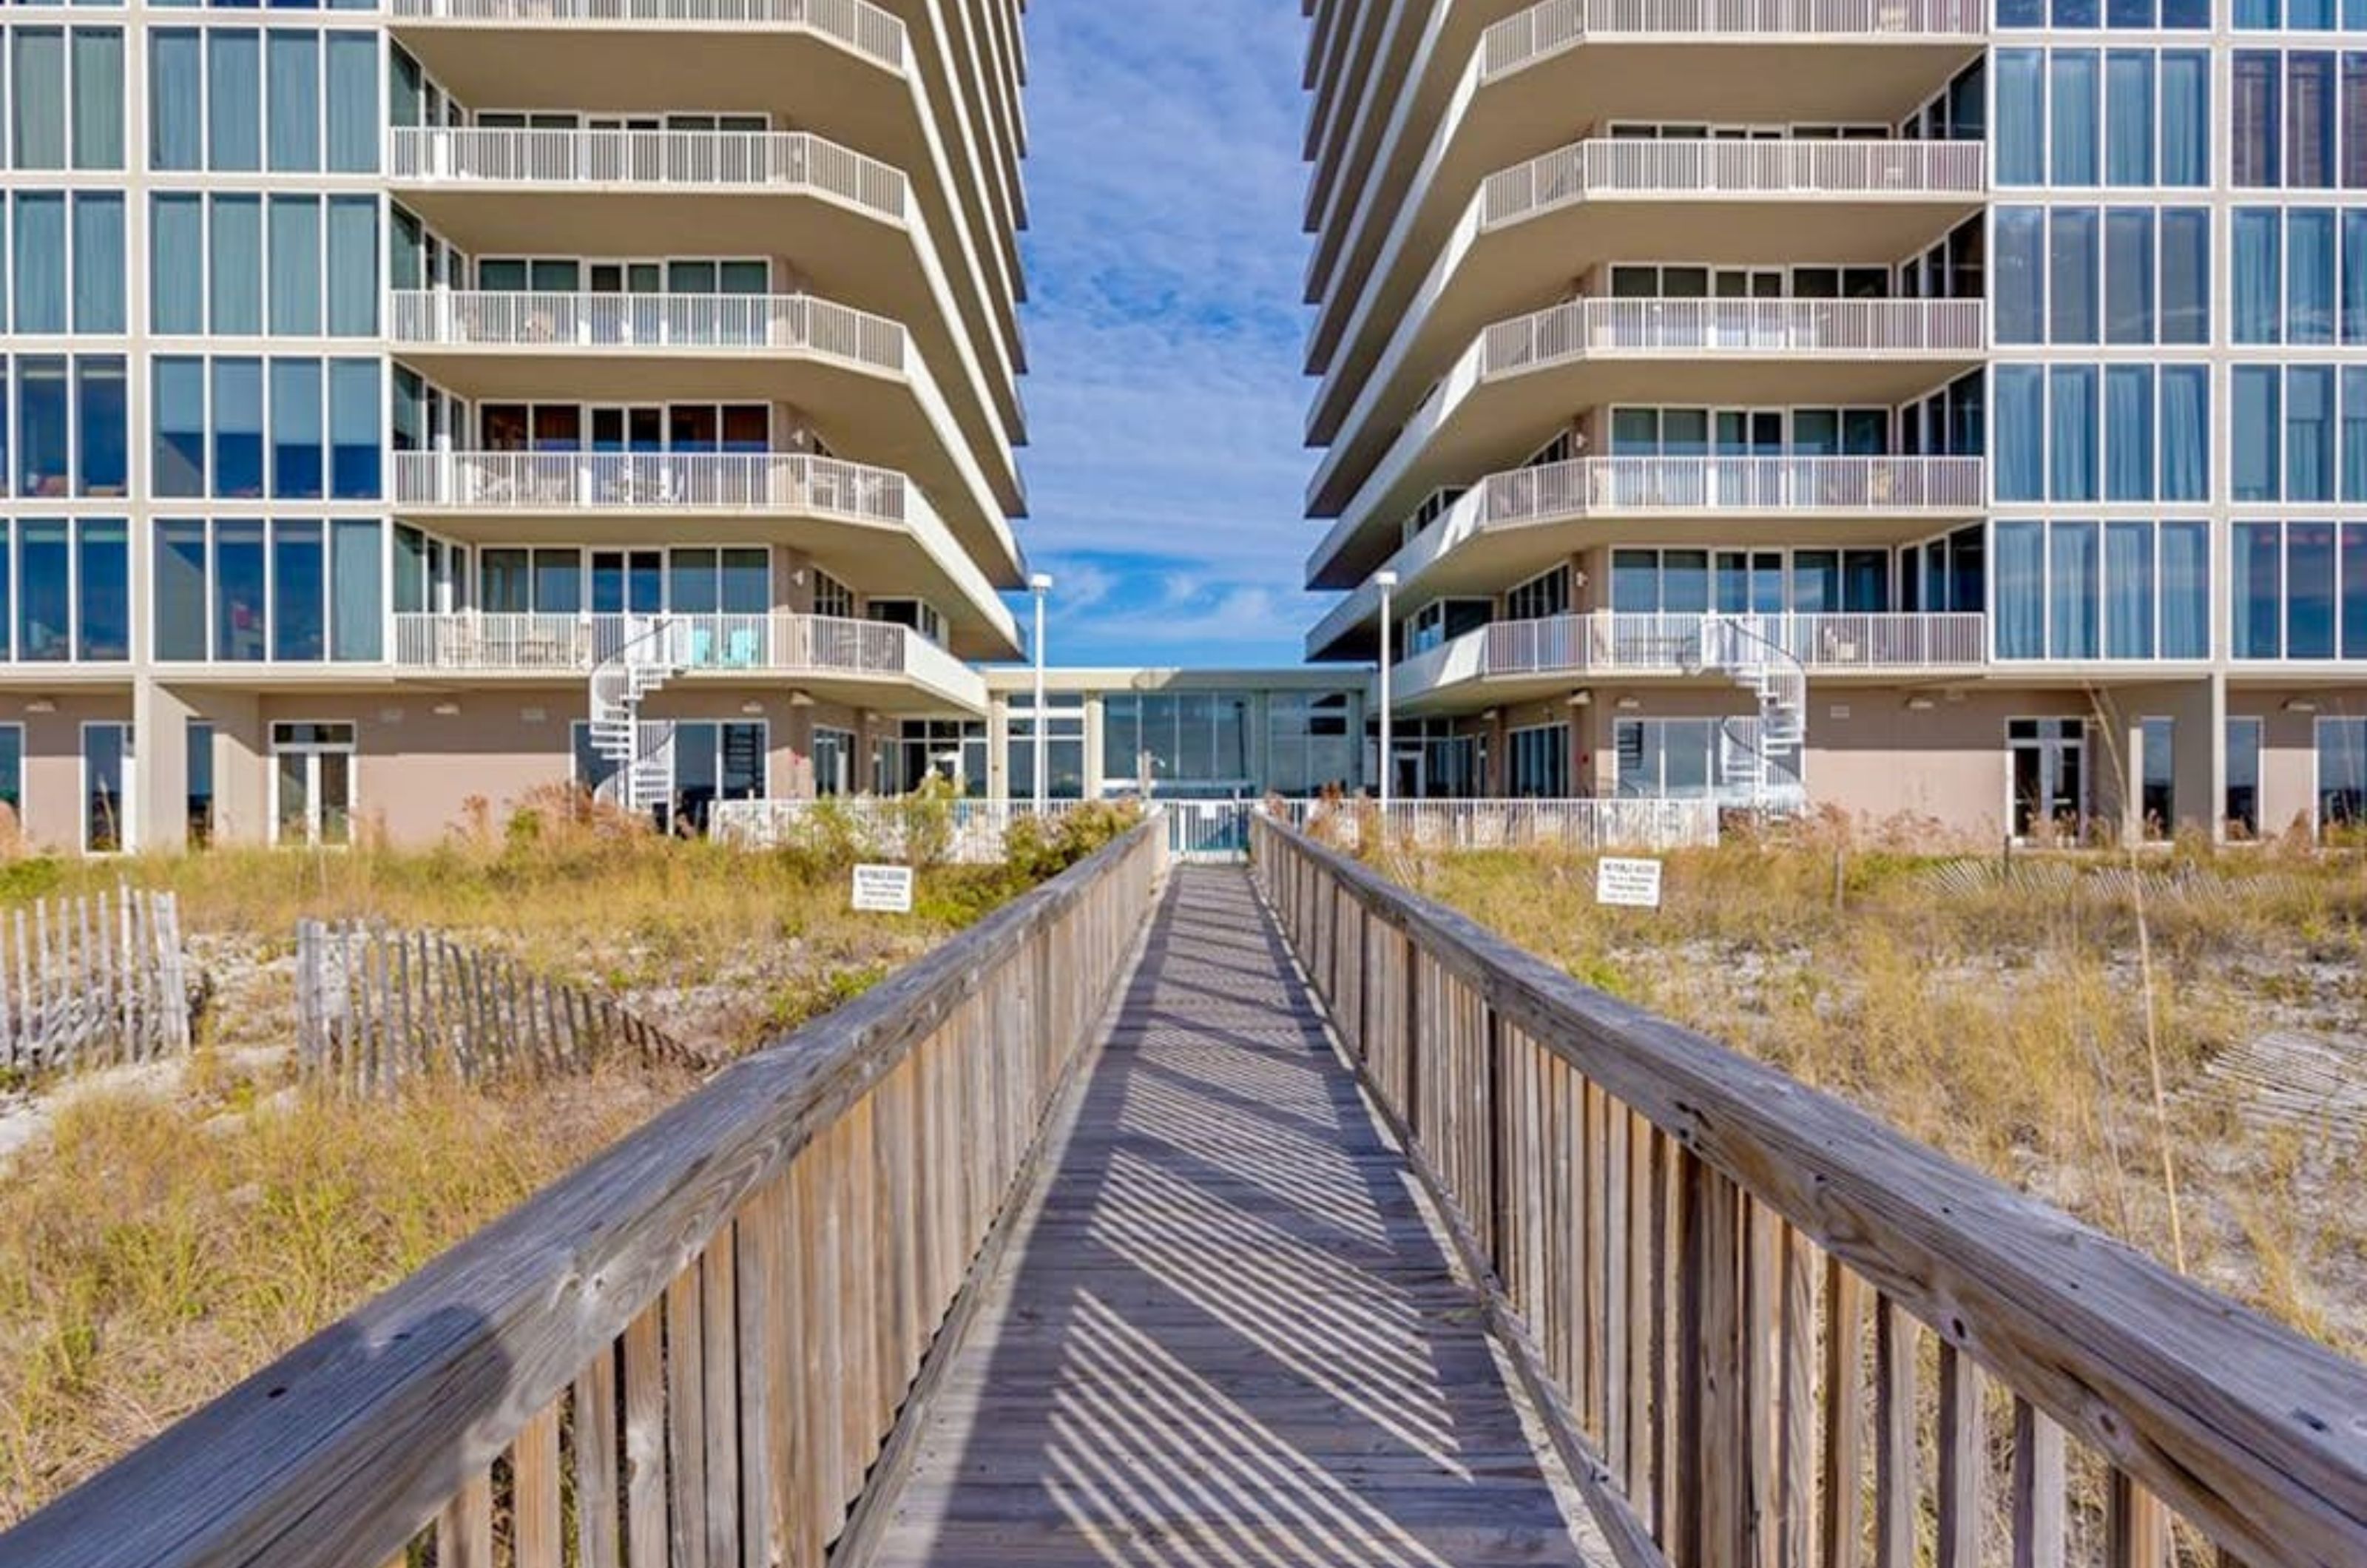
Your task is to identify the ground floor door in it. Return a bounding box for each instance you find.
[2009,717,2087,841]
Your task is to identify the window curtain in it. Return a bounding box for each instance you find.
[324,33,377,173]
[1994,206,2045,344]
[2233,207,2283,344]
[210,193,262,334]
[2290,52,2335,189]
[1995,521,2046,660]
[2105,365,2153,501]
[1995,365,2045,501]
[2161,521,2209,658]
[69,28,122,171]
[269,357,323,500]
[2105,51,2154,186]
[2289,364,2335,502]
[2049,365,2098,501]
[328,358,379,500]
[2048,207,2098,342]
[2161,364,2208,501]
[12,29,65,170]
[2161,207,2209,344]
[149,29,201,171]
[2290,206,2337,343]
[267,194,321,335]
[2049,521,2099,660]
[2235,51,2281,187]
[2105,522,2155,658]
[70,192,122,333]
[2345,365,2367,501]
[2233,524,2282,659]
[2104,208,2154,344]
[329,519,382,661]
[2234,365,2282,501]
[151,197,204,333]
[1997,50,2045,185]
[2346,209,2367,343]
[2346,52,2367,189]
[2162,50,2208,186]
[2050,51,2098,186]
[265,31,320,172]
[206,29,261,172]
[11,192,65,334]
[324,195,376,337]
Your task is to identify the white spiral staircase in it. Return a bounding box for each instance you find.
[589,618,689,817]
[1696,617,1809,814]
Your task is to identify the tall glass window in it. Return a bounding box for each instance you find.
[266,194,320,335]
[207,29,261,172]
[150,29,201,171]
[75,355,124,496]
[2289,363,2336,500]
[2161,50,2208,186]
[155,521,207,661]
[77,518,126,660]
[2104,365,2152,501]
[211,194,263,334]
[70,192,121,334]
[69,28,121,172]
[269,356,321,500]
[17,519,67,660]
[2104,51,2153,186]
[264,30,319,172]
[2049,521,2099,659]
[2160,207,2209,343]
[2235,207,2283,342]
[2292,206,2337,342]
[1995,206,2044,343]
[212,357,264,499]
[13,191,64,333]
[2104,208,2152,344]
[2234,365,2283,501]
[2050,51,2099,184]
[2049,207,2099,342]
[2048,365,2098,501]
[2161,365,2208,501]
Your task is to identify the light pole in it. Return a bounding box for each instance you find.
[1029,572,1053,813]
[1375,570,1399,813]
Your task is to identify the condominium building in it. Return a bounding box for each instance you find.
[0,0,1031,852]
[1301,0,2367,842]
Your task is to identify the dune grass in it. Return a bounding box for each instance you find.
[1370,820,2367,1355]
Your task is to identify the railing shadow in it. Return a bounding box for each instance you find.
[870,867,1590,1567]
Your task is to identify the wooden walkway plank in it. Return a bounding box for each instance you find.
[854,867,1609,1568]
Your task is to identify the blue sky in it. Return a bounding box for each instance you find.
[999,0,1321,669]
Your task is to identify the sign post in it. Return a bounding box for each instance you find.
[1594,856,1664,910]
[851,863,916,914]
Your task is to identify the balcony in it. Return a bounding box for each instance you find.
[1391,611,1989,709]
[390,609,985,712]
[386,127,1022,478]
[385,289,1017,558]
[1308,136,1986,540]
[389,453,1018,655]
[1306,0,1984,382]
[1306,456,1985,660]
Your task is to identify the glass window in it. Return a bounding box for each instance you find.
[2104,364,2152,501]
[214,519,266,661]
[267,193,320,334]
[1996,521,2046,659]
[2344,522,2367,659]
[324,195,375,336]
[1998,50,2044,185]
[2049,521,2099,659]
[269,356,321,499]
[2290,521,2338,657]
[2289,362,2336,501]
[151,194,203,334]
[2235,51,2281,186]
[533,548,581,613]
[16,519,67,660]
[2235,521,2283,657]
[2227,719,2262,838]
[264,29,319,172]
[328,357,377,499]
[212,356,264,499]
[2290,208,2338,343]
[324,31,376,172]
[2161,51,2208,186]
[210,194,263,335]
[2104,521,2154,658]
[271,519,324,661]
[1995,206,2044,344]
[2234,365,2283,501]
[155,520,207,660]
[2161,521,2209,658]
[207,28,260,172]
[2318,719,2367,837]
[2049,207,2098,342]
[2237,207,2283,345]
[2104,208,2152,344]
[2104,51,2153,186]
[16,356,67,498]
[13,191,65,333]
[12,27,65,169]
[2050,52,2098,185]
[81,722,126,853]
[1995,364,2044,502]
[76,518,125,660]
[69,27,121,172]
[2161,364,2209,501]
[2049,364,2098,501]
[75,354,124,496]
[69,191,121,335]
[2291,51,2336,189]
[2159,207,2208,343]
[150,29,203,170]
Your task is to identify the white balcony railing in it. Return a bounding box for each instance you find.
[387,128,909,218]
[1479,139,1985,229]
[1476,456,1986,523]
[388,291,911,372]
[1482,0,1985,77]
[391,451,911,519]
[1481,297,1984,371]
[1275,797,1723,852]
[1472,612,1989,676]
[392,611,931,680]
[387,0,908,70]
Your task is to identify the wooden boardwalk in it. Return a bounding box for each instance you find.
[857,866,1607,1567]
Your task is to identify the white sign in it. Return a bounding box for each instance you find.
[1595,856,1664,910]
[851,864,915,914]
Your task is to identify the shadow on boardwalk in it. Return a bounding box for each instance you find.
[859,865,1599,1567]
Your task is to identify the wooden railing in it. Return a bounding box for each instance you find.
[2,820,1165,1568]
[1250,814,2367,1568]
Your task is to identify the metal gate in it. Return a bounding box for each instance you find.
[1164,801,1252,862]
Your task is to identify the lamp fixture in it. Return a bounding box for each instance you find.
[2285,698,2320,714]
[24,698,54,714]
[1614,695,1642,712]
[1905,695,1937,712]
[786,689,816,708]
[431,701,461,717]
[740,699,766,715]
[1567,689,1593,708]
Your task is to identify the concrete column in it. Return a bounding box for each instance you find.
[2091,679,2219,843]
[131,680,198,854]
[1083,695,1105,800]
[206,691,268,846]
[985,692,1010,799]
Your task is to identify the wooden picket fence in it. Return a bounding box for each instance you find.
[0,885,190,1075]
[293,921,698,1096]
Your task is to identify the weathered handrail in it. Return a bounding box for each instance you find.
[1250,814,2367,1568]
[1,821,1166,1568]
